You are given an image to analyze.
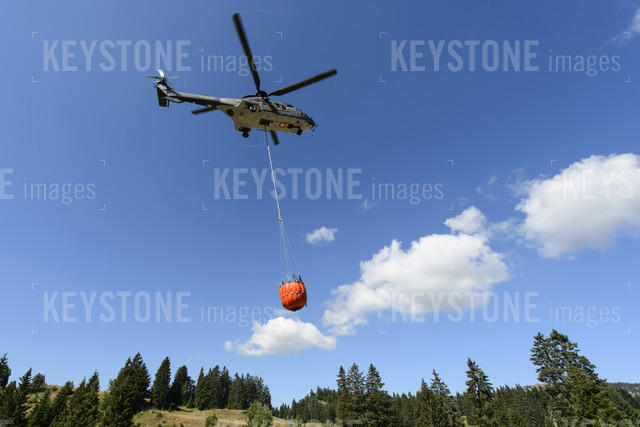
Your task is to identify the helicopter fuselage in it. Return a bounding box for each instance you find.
[154,80,316,138]
[226,96,316,136]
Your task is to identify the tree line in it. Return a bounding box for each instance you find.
[1,330,639,426]
[274,330,640,426]
[0,352,270,426]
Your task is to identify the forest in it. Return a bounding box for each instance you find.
[1,330,639,426]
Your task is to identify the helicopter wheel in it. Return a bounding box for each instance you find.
[242,131,249,138]
[296,128,303,136]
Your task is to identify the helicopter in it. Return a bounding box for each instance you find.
[147,13,337,146]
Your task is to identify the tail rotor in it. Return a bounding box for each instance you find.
[145,69,179,81]
[146,69,180,108]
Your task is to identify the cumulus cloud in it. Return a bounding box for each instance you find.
[516,153,640,258]
[306,226,338,245]
[322,207,510,335]
[224,317,336,356]
[444,206,487,234]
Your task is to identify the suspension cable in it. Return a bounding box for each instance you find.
[265,133,282,224]
[264,130,296,281]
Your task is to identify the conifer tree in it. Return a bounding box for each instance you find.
[151,356,172,409]
[28,388,51,427]
[31,373,46,393]
[531,330,601,418]
[169,365,192,408]
[336,366,348,422]
[566,365,622,423]
[65,378,88,425]
[218,367,231,408]
[530,330,597,387]
[346,363,365,423]
[0,354,11,390]
[465,358,493,425]
[64,372,100,426]
[11,368,33,425]
[428,370,459,427]
[207,365,220,408]
[102,353,150,426]
[416,378,436,427]
[363,364,393,427]
[0,381,18,421]
[194,367,210,410]
[48,381,74,425]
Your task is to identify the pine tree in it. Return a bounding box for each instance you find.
[530,330,600,418]
[345,363,365,424]
[428,370,459,427]
[31,373,46,393]
[227,373,243,409]
[48,381,74,425]
[169,365,192,408]
[28,388,51,427]
[218,367,231,408]
[66,378,88,425]
[102,353,150,426]
[566,365,623,423]
[530,330,597,387]
[416,378,436,427]
[207,365,220,408]
[151,356,172,409]
[0,381,18,422]
[465,358,493,426]
[57,374,99,426]
[0,354,11,390]
[362,364,393,427]
[11,368,33,425]
[194,367,210,410]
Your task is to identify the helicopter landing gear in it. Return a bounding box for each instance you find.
[296,128,303,136]
[242,131,249,138]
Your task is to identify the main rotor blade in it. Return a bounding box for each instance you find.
[270,130,280,146]
[268,69,337,97]
[232,13,261,93]
[191,106,217,115]
[145,74,179,80]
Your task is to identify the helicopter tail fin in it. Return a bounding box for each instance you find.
[156,87,169,107]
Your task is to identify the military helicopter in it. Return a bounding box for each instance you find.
[147,13,337,146]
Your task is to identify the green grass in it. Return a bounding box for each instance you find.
[133,407,324,427]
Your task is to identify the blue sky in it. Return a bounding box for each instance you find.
[1,0,640,406]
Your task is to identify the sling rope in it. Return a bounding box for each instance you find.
[264,131,297,281]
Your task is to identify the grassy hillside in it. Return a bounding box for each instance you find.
[133,407,324,427]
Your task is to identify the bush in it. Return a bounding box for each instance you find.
[246,401,273,427]
[205,413,218,426]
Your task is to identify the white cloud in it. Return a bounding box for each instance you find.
[444,206,487,235]
[306,226,338,245]
[322,207,510,335]
[516,153,640,258]
[224,317,336,356]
